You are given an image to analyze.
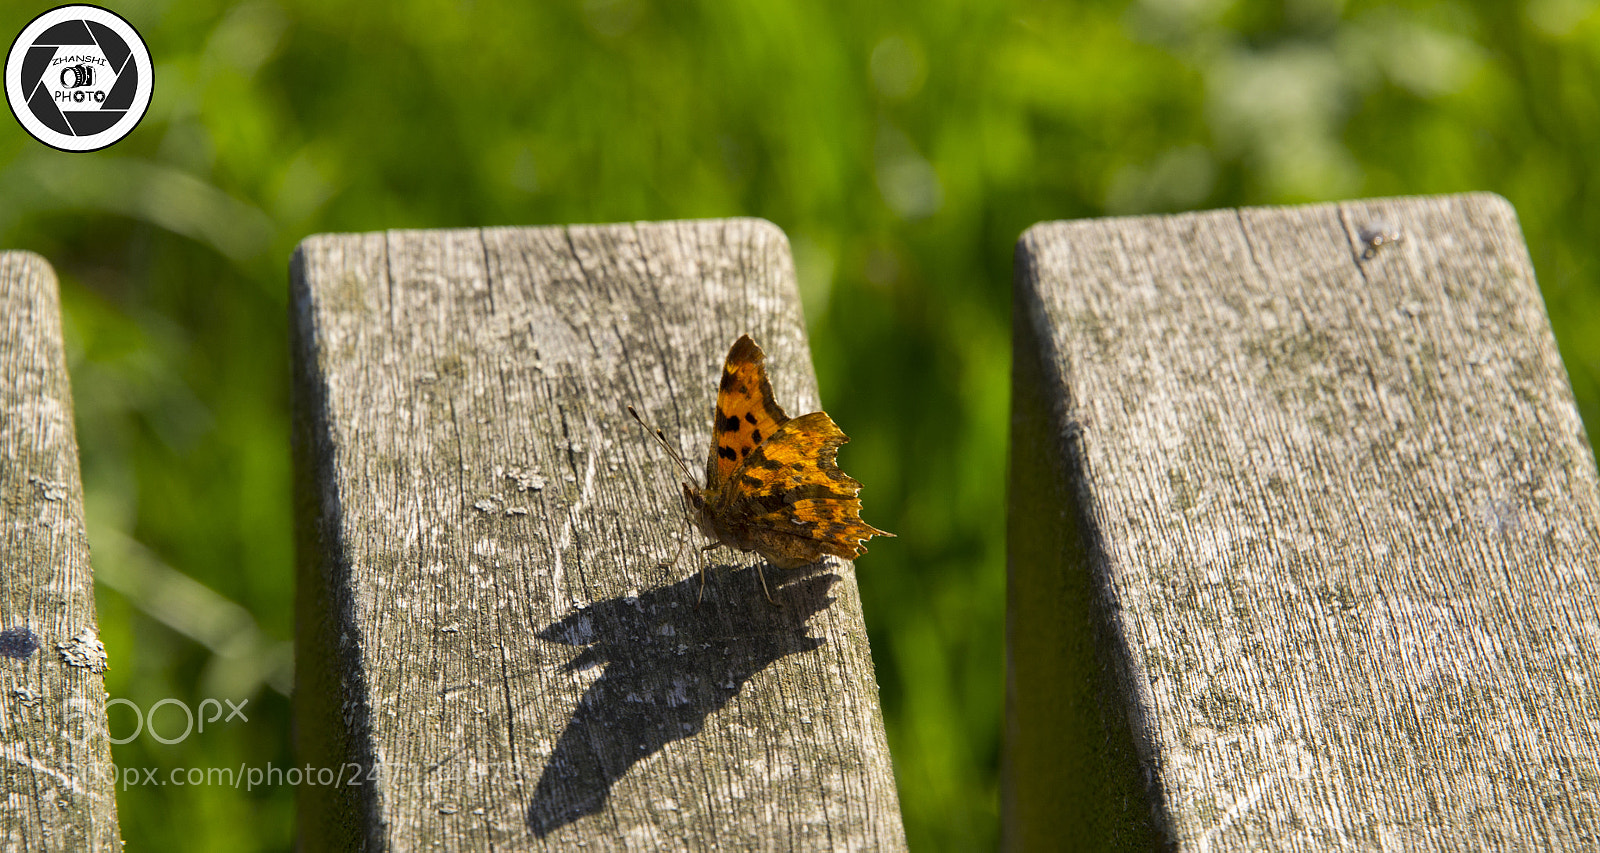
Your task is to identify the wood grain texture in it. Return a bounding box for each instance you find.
[0,252,122,851]
[1007,193,1600,850]
[291,219,905,851]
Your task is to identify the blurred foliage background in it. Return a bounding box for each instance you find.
[3,0,1599,848]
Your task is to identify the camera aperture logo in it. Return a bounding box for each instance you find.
[5,5,153,152]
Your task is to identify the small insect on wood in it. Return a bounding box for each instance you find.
[629,335,892,604]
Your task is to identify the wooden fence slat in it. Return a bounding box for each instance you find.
[291,219,906,850]
[0,251,122,850]
[1007,193,1600,850]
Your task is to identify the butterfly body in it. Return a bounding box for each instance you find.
[634,335,891,597]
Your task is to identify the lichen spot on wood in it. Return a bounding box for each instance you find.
[0,627,39,660]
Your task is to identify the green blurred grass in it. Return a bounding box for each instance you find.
[3,0,1598,849]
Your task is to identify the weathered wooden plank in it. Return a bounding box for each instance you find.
[1007,193,1600,850]
[291,219,906,850]
[0,252,122,851]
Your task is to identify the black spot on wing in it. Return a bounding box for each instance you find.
[718,411,742,433]
[744,412,758,425]
[751,429,762,443]
[720,370,737,392]
[718,445,738,461]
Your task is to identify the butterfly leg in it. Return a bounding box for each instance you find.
[656,533,688,570]
[695,543,720,607]
[754,563,780,607]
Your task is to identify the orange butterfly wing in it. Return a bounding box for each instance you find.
[718,411,894,567]
[705,335,790,489]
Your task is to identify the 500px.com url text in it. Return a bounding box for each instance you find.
[118,762,378,791]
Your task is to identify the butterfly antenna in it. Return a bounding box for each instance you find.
[628,405,704,591]
[626,405,699,487]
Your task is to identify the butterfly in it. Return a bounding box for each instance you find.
[629,334,893,603]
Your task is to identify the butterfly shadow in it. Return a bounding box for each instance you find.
[525,563,839,837]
